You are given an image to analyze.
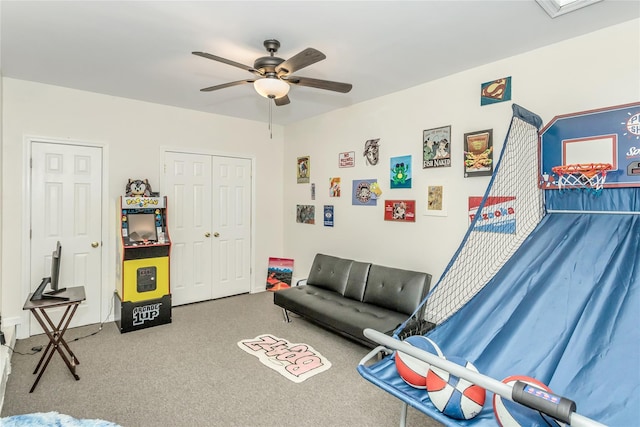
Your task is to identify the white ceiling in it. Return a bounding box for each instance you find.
[1,1,638,125]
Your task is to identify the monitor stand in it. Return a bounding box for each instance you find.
[30,278,69,302]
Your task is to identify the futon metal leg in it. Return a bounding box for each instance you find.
[399,402,408,427]
[281,308,291,323]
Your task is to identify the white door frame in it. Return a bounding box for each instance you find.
[20,136,110,339]
[160,146,257,295]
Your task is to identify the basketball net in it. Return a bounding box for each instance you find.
[551,163,612,193]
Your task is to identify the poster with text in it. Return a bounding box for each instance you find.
[468,196,516,234]
[423,126,451,168]
[339,152,355,168]
[384,200,416,222]
[324,205,334,227]
[464,129,493,177]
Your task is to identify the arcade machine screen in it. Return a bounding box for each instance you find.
[127,213,157,243]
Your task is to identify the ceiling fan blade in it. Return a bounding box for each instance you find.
[200,79,255,92]
[284,76,352,93]
[274,95,290,106]
[275,48,326,76]
[192,51,262,76]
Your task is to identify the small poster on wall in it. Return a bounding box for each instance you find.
[296,205,315,224]
[330,177,341,197]
[468,196,516,234]
[423,126,451,168]
[266,257,294,291]
[352,179,379,206]
[384,200,416,222]
[339,152,355,168]
[481,76,512,106]
[297,156,310,183]
[324,205,334,227]
[464,129,493,177]
[426,185,447,216]
[390,155,412,189]
[364,139,380,166]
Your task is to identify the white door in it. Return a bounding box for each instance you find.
[212,156,252,299]
[30,141,103,335]
[164,151,252,305]
[164,152,213,305]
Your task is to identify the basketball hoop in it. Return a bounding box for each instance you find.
[551,163,612,193]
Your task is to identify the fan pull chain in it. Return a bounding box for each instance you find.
[268,97,273,139]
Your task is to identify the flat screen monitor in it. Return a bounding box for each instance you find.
[31,241,67,301]
[50,241,62,292]
[127,213,158,242]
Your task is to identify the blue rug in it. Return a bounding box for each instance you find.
[1,412,120,427]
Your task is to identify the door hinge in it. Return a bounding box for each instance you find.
[30,158,33,168]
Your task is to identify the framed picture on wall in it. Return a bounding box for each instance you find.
[324,205,334,227]
[330,177,341,197]
[296,204,315,224]
[352,179,378,206]
[384,200,416,222]
[480,76,512,106]
[464,129,493,177]
[425,185,447,217]
[390,155,412,189]
[297,156,310,183]
[423,125,451,168]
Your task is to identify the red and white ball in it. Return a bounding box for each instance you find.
[394,336,443,388]
[426,356,486,420]
[493,376,565,427]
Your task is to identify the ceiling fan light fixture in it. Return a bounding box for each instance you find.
[254,77,290,99]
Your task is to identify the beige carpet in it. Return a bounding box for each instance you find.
[2,291,442,427]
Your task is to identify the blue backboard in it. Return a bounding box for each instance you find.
[539,102,640,189]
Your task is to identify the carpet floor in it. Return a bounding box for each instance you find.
[2,291,442,427]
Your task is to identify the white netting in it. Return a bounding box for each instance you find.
[420,106,545,326]
[552,163,612,192]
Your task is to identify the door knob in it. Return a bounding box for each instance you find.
[205,232,211,238]
[213,232,220,238]
[91,241,100,248]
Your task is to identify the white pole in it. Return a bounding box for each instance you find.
[362,329,607,427]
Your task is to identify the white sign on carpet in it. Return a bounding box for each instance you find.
[238,334,332,383]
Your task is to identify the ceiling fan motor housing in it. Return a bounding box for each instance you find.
[253,56,285,75]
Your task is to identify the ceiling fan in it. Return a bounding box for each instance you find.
[192,39,353,106]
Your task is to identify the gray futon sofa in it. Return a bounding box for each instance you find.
[273,254,432,347]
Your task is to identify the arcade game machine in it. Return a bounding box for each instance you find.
[115,179,172,333]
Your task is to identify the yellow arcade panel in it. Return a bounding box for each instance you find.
[122,256,169,302]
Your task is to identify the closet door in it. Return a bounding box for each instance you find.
[164,152,213,305]
[164,152,252,305]
[211,156,252,299]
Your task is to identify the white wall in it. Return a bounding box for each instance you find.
[1,80,285,337]
[283,19,640,284]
